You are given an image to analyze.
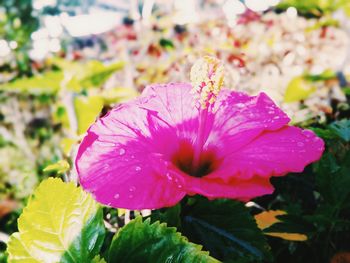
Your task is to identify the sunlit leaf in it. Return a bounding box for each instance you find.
[0,71,63,94]
[60,138,77,156]
[284,76,316,103]
[108,217,219,263]
[51,58,124,91]
[80,61,124,88]
[53,104,70,128]
[74,95,104,135]
[7,178,105,263]
[42,160,70,175]
[101,87,138,104]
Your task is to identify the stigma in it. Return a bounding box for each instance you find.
[190,56,224,109]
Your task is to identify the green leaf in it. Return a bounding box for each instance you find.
[284,76,316,103]
[92,255,107,263]
[108,217,219,263]
[101,87,138,104]
[315,151,350,208]
[329,119,350,142]
[181,197,271,262]
[43,160,70,175]
[0,71,63,94]
[51,58,124,91]
[159,38,175,49]
[74,95,104,135]
[79,61,124,88]
[304,69,336,82]
[150,204,181,228]
[7,178,105,263]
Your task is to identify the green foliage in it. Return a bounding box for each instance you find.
[108,217,219,263]
[284,76,316,103]
[277,0,350,16]
[329,119,350,142]
[7,178,105,263]
[51,58,124,91]
[159,38,175,49]
[74,95,104,135]
[0,0,39,75]
[0,71,63,94]
[180,197,271,262]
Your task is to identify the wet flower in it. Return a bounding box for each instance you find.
[76,57,324,210]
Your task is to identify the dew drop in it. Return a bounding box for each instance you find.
[119,148,126,156]
[129,186,136,192]
[297,142,304,147]
[131,155,135,159]
[114,193,120,199]
[177,184,183,189]
[166,173,173,181]
[135,166,141,172]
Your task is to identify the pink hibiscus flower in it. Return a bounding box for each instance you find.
[75,57,324,210]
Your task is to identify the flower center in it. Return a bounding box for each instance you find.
[172,141,220,178]
[190,56,224,173]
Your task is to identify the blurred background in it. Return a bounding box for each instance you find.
[1,0,350,261]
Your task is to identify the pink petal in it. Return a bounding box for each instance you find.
[76,83,199,209]
[208,127,324,181]
[184,174,274,201]
[206,91,290,154]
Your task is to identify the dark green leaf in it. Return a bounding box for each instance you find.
[181,197,271,262]
[150,204,181,228]
[329,119,350,142]
[108,217,219,263]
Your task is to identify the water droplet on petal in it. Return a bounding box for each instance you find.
[131,155,135,159]
[135,166,141,172]
[177,184,183,189]
[166,173,173,181]
[114,193,120,199]
[119,148,126,156]
[129,186,136,192]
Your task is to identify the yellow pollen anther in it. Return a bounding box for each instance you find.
[190,56,224,109]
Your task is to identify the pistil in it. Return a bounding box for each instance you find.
[190,56,224,172]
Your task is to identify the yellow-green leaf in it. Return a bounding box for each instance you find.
[43,160,70,175]
[74,95,104,135]
[7,178,105,263]
[0,71,63,94]
[101,87,138,104]
[284,76,317,103]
